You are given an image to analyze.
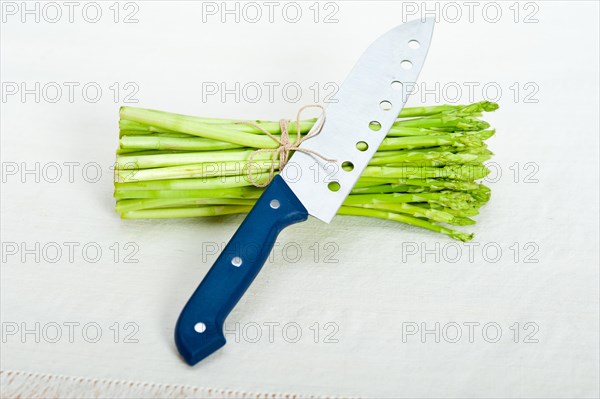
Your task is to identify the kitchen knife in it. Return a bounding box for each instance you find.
[175,18,435,365]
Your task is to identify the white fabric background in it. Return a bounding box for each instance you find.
[1,1,598,398]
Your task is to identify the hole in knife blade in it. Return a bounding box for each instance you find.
[408,40,420,49]
[391,81,403,91]
[401,60,413,70]
[327,181,341,192]
[356,141,369,152]
[270,199,280,209]
[379,101,392,111]
[342,161,354,172]
[369,121,382,131]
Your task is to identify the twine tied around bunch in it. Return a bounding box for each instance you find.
[237,105,336,187]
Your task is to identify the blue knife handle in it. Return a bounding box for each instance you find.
[175,175,308,365]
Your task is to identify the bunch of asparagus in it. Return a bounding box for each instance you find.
[114,101,498,241]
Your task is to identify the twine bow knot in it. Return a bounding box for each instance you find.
[239,105,336,187]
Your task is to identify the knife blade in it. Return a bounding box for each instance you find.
[282,19,435,222]
[175,18,435,365]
